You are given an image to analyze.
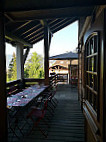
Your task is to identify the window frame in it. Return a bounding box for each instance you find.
[85,31,100,121]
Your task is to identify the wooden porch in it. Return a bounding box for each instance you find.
[1,1,106,142]
[16,84,84,142]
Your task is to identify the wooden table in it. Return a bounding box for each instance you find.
[7,85,49,140]
[7,85,48,107]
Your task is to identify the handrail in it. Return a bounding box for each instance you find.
[56,73,68,82]
[24,78,45,87]
[6,79,21,87]
[6,79,22,96]
[24,78,45,82]
[6,78,45,96]
[6,73,68,96]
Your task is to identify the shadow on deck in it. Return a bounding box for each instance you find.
[19,84,85,142]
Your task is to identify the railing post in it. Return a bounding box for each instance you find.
[0,12,8,142]
[55,75,56,86]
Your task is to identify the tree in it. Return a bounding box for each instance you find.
[7,52,17,82]
[24,52,44,79]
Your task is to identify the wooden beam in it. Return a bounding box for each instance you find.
[79,6,106,43]
[30,34,43,44]
[27,31,43,41]
[52,18,77,33]
[5,13,14,22]
[12,20,32,33]
[5,31,32,48]
[103,8,106,142]
[21,23,41,36]
[6,7,94,21]
[50,18,67,29]
[4,0,106,12]
[49,32,52,49]
[23,47,30,64]
[0,12,8,142]
[78,16,92,43]
[24,27,43,39]
[44,25,49,85]
[40,20,52,50]
[30,35,43,44]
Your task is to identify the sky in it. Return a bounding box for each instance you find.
[30,20,78,57]
[6,20,78,68]
[6,20,78,57]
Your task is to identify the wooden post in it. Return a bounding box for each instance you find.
[44,25,49,85]
[69,60,72,84]
[68,64,70,84]
[0,12,8,142]
[16,42,24,80]
[49,32,52,50]
[103,9,106,142]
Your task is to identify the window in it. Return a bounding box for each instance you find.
[85,32,99,113]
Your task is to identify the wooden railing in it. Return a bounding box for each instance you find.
[49,73,68,87]
[6,73,68,96]
[6,79,45,96]
[24,78,45,88]
[56,73,68,83]
[49,75,57,89]
[6,79,22,96]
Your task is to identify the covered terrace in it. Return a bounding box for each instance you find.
[0,1,106,142]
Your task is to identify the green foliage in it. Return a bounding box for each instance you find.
[7,52,44,82]
[7,52,17,82]
[24,52,44,79]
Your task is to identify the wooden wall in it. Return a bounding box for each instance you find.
[78,7,106,142]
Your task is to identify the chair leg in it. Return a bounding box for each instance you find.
[48,103,55,112]
[27,124,35,135]
[9,124,19,139]
[37,125,48,138]
[53,97,58,103]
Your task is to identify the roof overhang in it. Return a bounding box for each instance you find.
[1,0,106,47]
[49,52,78,60]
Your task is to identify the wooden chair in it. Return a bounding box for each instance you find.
[7,107,24,141]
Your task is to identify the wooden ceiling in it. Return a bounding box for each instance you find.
[4,0,106,12]
[2,0,106,47]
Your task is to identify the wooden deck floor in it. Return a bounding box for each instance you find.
[17,84,85,142]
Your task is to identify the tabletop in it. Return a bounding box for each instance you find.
[7,85,48,107]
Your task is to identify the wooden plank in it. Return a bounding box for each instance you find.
[21,84,84,142]
[86,52,98,58]
[30,34,43,44]
[24,78,45,83]
[86,85,97,95]
[0,12,8,142]
[6,79,21,87]
[86,71,97,75]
